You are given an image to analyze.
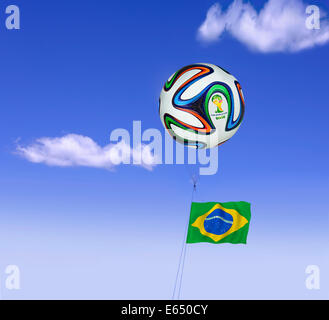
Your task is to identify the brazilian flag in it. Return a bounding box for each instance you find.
[186,202,251,244]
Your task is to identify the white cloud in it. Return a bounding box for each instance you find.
[16,134,157,171]
[198,0,329,52]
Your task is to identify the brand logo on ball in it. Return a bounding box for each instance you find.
[212,94,224,113]
[211,94,227,120]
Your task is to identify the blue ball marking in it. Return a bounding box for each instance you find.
[204,208,233,235]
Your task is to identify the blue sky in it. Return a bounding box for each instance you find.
[0,0,328,299]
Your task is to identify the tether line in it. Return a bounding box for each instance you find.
[172,178,197,300]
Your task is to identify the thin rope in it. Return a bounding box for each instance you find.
[172,180,197,299]
[177,239,188,299]
[177,183,196,299]
[172,220,188,300]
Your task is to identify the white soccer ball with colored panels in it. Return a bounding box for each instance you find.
[159,63,245,149]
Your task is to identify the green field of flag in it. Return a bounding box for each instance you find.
[186,201,251,244]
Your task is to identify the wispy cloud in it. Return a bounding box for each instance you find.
[16,134,157,171]
[197,0,329,52]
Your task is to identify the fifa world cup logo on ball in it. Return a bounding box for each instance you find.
[212,94,223,113]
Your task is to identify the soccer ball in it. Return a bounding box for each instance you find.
[159,63,245,149]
